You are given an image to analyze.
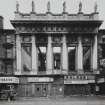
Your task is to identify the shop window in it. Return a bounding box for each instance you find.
[68,47,76,72]
[21,44,32,71]
[53,47,61,70]
[37,88,39,91]
[38,47,46,71]
[83,46,91,72]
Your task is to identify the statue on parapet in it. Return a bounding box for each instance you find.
[16,1,19,12]
[94,1,98,13]
[79,1,82,13]
[32,0,35,12]
[47,1,50,12]
[63,1,66,13]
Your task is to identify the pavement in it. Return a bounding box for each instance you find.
[0,96,105,105]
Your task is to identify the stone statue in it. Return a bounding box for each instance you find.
[32,0,35,12]
[47,1,50,12]
[94,2,98,13]
[16,1,19,12]
[63,1,66,13]
[79,1,82,13]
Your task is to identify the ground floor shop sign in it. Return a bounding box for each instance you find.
[0,77,19,83]
[28,77,54,82]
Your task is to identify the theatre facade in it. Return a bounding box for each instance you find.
[10,1,103,97]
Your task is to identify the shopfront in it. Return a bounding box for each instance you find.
[0,77,19,99]
[17,76,64,97]
[64,75,95,95]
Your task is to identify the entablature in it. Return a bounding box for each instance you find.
[13,23,99,35]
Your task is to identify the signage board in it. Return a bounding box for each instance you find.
[64,80,95,84]
[0,77,19,83]
[28,77,53,82]
[97,78,105,83]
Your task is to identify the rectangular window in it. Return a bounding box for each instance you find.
[102,45,105,58]
[6,35,12,43]
[6,64,13,75]
[6,49,13,58]
[22,36,31,42]
[38,47,46,71]
[83,46,91,72]
[68,47,76,72]
[21,44,32,71]
[36,36,47,43]
[53,47,61,70]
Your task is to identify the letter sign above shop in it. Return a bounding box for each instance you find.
[28,77,54,82]
[0,77,19,83]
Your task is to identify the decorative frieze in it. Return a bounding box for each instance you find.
[15,25,98,34]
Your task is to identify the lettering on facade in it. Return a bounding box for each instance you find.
[28,77,54,82]
[64,75,95,84]
[0,77,19,83]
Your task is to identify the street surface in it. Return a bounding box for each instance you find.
[0,96,105,105]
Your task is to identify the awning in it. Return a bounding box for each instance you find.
[0,77,19,83]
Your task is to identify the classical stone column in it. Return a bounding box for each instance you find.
[75,46,78,71]
[91,35,98,73]
[13,42,16,74]
[16,34,21,75]
[61,35,68,74]
[76,36,83,74]
[46,35,53,74]
[31,35,38,75]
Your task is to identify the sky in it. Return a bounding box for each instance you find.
[0,0,105,29]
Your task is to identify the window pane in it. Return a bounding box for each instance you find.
[83,46,91,72]
[68,47,76,72]
[6,64,13,74]
[38,47,46,71]
[53,47,61,69]
[22,36,31,42]
[21,44,32,71]
[6,49,12,58]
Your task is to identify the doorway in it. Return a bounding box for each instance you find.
[35,84,48,97]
